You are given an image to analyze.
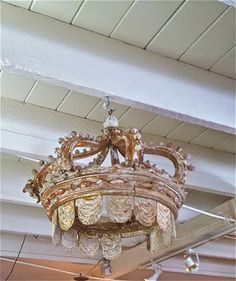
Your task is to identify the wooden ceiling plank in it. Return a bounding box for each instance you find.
[72,0,133,36]
[25,81,70,110]
[214,135,236,154]
[30,0,83,23]
[147,0,227,59]
[2,0,32,9]
[180,7,235,69]
[0,71,36,102]
[167,122,208,143]
[57,90,100,118]
[210,45,236,79]
[191,128,232,148]
[111,0,183,48]
[142,115,182,137]
[118,108,157,130]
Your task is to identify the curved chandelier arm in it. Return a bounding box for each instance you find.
[23,162,52,202]
[60,132,109,170]
[71,142,108,161]
[93,146,110,165]
[143,145,193,185]
[34,162,53,189]
[110,134,130,162]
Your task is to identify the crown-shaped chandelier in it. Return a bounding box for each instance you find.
[23,97,194,260]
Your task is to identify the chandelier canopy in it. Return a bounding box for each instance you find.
[23,102,194,260]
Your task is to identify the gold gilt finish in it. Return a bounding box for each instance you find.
[23,126,194,260]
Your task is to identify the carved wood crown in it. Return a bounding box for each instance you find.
[23,125,194,260]
[23,127,194,214]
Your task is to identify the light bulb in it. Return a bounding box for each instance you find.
[184,249,199,273]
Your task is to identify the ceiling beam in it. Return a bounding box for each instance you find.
[1,2,235,133]
[110,198,236,278]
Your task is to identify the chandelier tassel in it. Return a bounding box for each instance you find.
[61,226,78,250]
[76,194,103,225]
[78,234,99,257]
[107,195,133,223]
[134,198,157,226]
[156,202,171,231]
[100,234,122,260]
[58,201,75,231]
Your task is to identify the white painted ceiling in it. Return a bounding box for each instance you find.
[2,0,235,80]
[1,2,235,279]
[1,70,235,153]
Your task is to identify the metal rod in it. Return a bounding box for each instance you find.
[183,204,236,224]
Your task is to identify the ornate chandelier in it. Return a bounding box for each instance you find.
[23,98,194,260]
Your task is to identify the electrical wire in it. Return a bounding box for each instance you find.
[5,234,26,281]
[85,257,104,276]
